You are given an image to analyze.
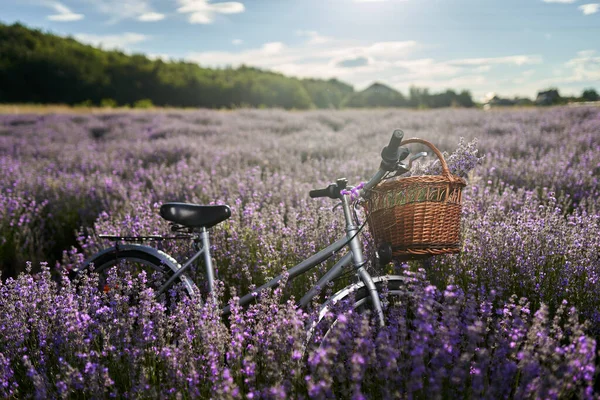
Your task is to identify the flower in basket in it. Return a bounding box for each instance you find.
[410,137,484,178]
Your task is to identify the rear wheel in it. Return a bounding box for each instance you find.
[71,245,197,306]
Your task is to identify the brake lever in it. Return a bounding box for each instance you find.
[408,151,428,169]
[395,163,410,175]
[394,151,428,176]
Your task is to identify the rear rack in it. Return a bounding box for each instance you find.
[98,234,194,242]
[98,223,198,242]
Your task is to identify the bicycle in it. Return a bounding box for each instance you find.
[70,129,436,331]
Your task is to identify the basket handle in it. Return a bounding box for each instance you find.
[399,138,451,178]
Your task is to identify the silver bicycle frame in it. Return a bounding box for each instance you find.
[156,227,214,296]
[339,193,385,326]
[222,193,384,326]
[160,174,389,327]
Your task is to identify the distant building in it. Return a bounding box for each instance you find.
[483,95,516,109]
[488,96,516,106]
[535,89,561,106]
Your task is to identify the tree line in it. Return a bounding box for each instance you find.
[2,21,476,110]
[487,88,599,108]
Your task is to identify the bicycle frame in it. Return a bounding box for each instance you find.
[157,192,385,326]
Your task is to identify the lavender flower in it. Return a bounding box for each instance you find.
[1,106,599,397]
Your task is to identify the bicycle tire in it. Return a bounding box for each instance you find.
[71,244,197,301]
[306,275,434,346]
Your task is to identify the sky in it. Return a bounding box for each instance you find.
[1,0,599,101]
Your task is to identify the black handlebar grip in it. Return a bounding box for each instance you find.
[388,129,404,150]
[310,182,343,199]
[309,188,330,198]
[380,129,405,171]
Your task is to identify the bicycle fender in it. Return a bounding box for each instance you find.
[316,275,410,322]
[75,244,174,271]
[71,244,197,295]
[304,275,413,347]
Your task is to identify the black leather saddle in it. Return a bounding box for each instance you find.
[159,202,231,229]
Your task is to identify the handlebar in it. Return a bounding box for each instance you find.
[309,185,338,199]
[309,130,417,200]
[360,130,412,195]
[359,169,387,197]
[309,178,348,199]
[380,130,410,171]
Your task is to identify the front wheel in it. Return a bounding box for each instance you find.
[70,244,197,304]
[306,275,435,347]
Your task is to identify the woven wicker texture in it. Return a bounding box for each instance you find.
[366,138,467,260]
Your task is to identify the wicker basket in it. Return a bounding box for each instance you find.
[365,138,467,260]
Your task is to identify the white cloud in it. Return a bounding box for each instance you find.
[542,0,577,3]
[579,3,600,14]
[398,75,488,91]
[296,30,332,45]
[187,36,417,74]
[45,1,84,21]
[391,58,462,79]
[448,55,543,66]
[503,50,600,98]
[261,42,285,55]
[138,12,165,21]
[365,41,418,59]
[176,0,245,24]
[81,0,162,23]
[74,32,149,50]
[473,65,492,72]
[232,39,243,45]
[564,50,600,81]
[512,69,537,84]
[577,49,596,57]
[186,33,548,100]
[354,0,389,2]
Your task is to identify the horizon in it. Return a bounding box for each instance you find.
[1,0,599,102]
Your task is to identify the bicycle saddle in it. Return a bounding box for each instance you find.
[159,202,231,229]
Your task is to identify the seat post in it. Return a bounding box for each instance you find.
[200,227,216,295]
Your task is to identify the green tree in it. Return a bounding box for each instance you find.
[408,86,430,108]
[301,78,354,109]
[457,90,475,107]
[342,82,406,108]
[582,88,599,102]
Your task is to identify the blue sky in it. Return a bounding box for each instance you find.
[1,0,599,100]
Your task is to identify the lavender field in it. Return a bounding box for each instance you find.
[1,106,600,398]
